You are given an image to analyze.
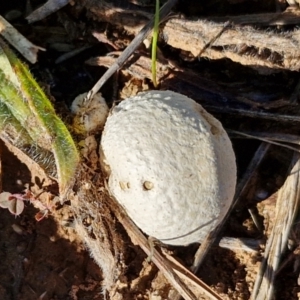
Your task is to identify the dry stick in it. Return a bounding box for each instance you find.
[251,153,300,300]
[229,131,300,145]
[162,251,223,300]
[55,46,92,64]
[85,0,178,102]
[26,0,69,23]
[228,130,300,153]
[86,52,295,109]
[209,8,300,26]
[198,21,231,57]
[206,105,300,123]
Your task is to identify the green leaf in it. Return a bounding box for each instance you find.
[0,39,80,197]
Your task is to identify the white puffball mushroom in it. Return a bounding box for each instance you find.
[71,92,109,135]
[100,90,236,246]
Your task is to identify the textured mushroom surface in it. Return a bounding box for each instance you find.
[100,90,236,246]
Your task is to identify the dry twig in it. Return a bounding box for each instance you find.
[209,7,300,26]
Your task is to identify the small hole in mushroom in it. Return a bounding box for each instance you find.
[143,181,153,190]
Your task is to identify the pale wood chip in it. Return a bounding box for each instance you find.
[219,237,261,253]
[0,16,45,63]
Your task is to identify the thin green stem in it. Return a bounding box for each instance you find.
[151,0,160,87]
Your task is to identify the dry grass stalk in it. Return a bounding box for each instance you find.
[251,153,300,299]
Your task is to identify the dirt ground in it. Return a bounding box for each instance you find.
[2,0,300,299]
[0,143,104,300]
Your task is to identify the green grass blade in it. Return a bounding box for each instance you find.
[151,0,160,87]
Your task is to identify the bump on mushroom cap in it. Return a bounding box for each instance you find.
[100,90,236,245]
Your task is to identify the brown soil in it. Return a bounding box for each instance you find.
[0,143,103,300]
